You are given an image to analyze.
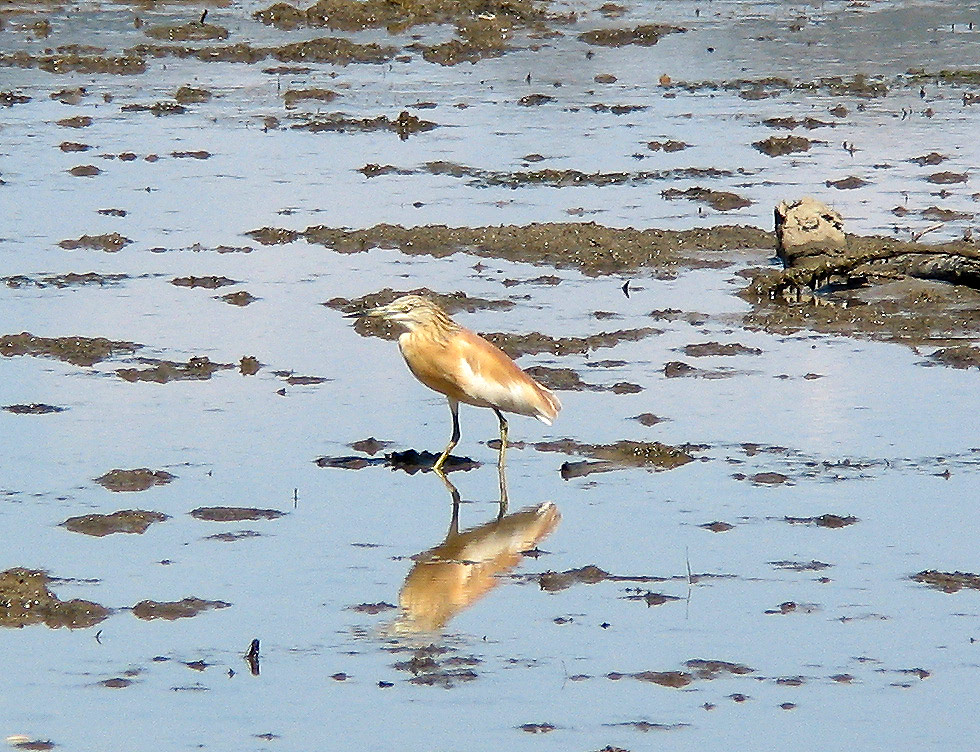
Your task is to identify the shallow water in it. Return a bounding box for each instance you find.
[2,1,980,750]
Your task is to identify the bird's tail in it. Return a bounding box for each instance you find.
[533,385,562,426]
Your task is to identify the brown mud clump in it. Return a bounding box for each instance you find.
[171,275,236,289]
[132,597,231,621]
[121,101,187,116]
[4,403,65,414]
[190,506,286,522]
[0,333,140,366]
[59,233,131,252]
[484,328,659,358]
[271,222,772,276]
[683,342,762,357]
[174,85,212,104]
[146,23,229,42]
[578,24,686,47]
[95,468,175,492]
[254,0,559,34]
[62,510,170,536]
[753,135,814,156]
[785,514,857,528]
[528,439,695,478]
[291,110,435,139]
[0,568,109,629]
[912,570,980,593]
[929,345,980,369]
[283,88,337,108]
[116,356,232,383]
[662,187,752,212]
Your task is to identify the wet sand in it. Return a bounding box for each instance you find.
[2,1,980,750]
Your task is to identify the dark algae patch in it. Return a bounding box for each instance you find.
[95,468,175,492]
[132,597,231,621]
[0,568,108,629]
[0,333,139,366]
[252,222,772,276]
[190,507,286,522]
[578,24,685,47]
[117,356,232,383]
[62,510,169,536]
[912,570,980,593]
[3,403,65,414]
[59,233,131,252]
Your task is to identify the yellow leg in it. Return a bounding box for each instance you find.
[433,465,461,537]
[433,399,460,472]
[493,408,509,516]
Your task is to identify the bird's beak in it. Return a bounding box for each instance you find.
[344,304,389,319]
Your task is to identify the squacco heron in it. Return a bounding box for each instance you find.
[358,295,561,472]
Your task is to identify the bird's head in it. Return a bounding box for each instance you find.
[361,295,450,331]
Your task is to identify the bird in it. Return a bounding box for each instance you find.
[355,295,561,472]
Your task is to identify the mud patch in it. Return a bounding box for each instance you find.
[62,510,169,536]
[58,233,131,252]
[219,290,257,306]
[3,403,65,414]
[190,506,286,522]
[283,88,337,108]
[0,568,108,629]
[528,439,695,478]
[174,85,211,104]
[146,23,229,42]
[95,468,175,492]
[929,345,980,369]
[682,342,762,357]
[171,275,236,289]
[116,356,233,383]
[663,187,752,212]
[291,110,435,139]
[132,597,230,620]
[256,222,772,276]
[784,514,857,528]
[911,570,980,593]
[753,135,815,156]
[484,328,660,358]
[0,333,139,366]
[664,360,737,379]
[578,24,685,47]
[3,272,129,288]
[121,101,187,116]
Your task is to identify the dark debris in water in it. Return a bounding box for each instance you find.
[1,567,108,630]
[0,333,140,366]
[58,233,131,252]
[911,570,980,593]
[662,186,752,212]
[784,514,858,528]
[62,510,170,536]
[116,356,233,383]
[95,468,175,492]
[315,449,478,474]
[131,597,231,621]
[252,222,773,276]
[291,110,435,139]
[190,507,286,522]
[3,403,65,414]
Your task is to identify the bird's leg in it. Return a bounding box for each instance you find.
[433,399,460,473]
[496,451,509,518]
[434,466,462,537]
[492,407,510,512]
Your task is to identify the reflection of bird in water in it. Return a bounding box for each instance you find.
[392,471,560,634]
[355,295,561,472]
